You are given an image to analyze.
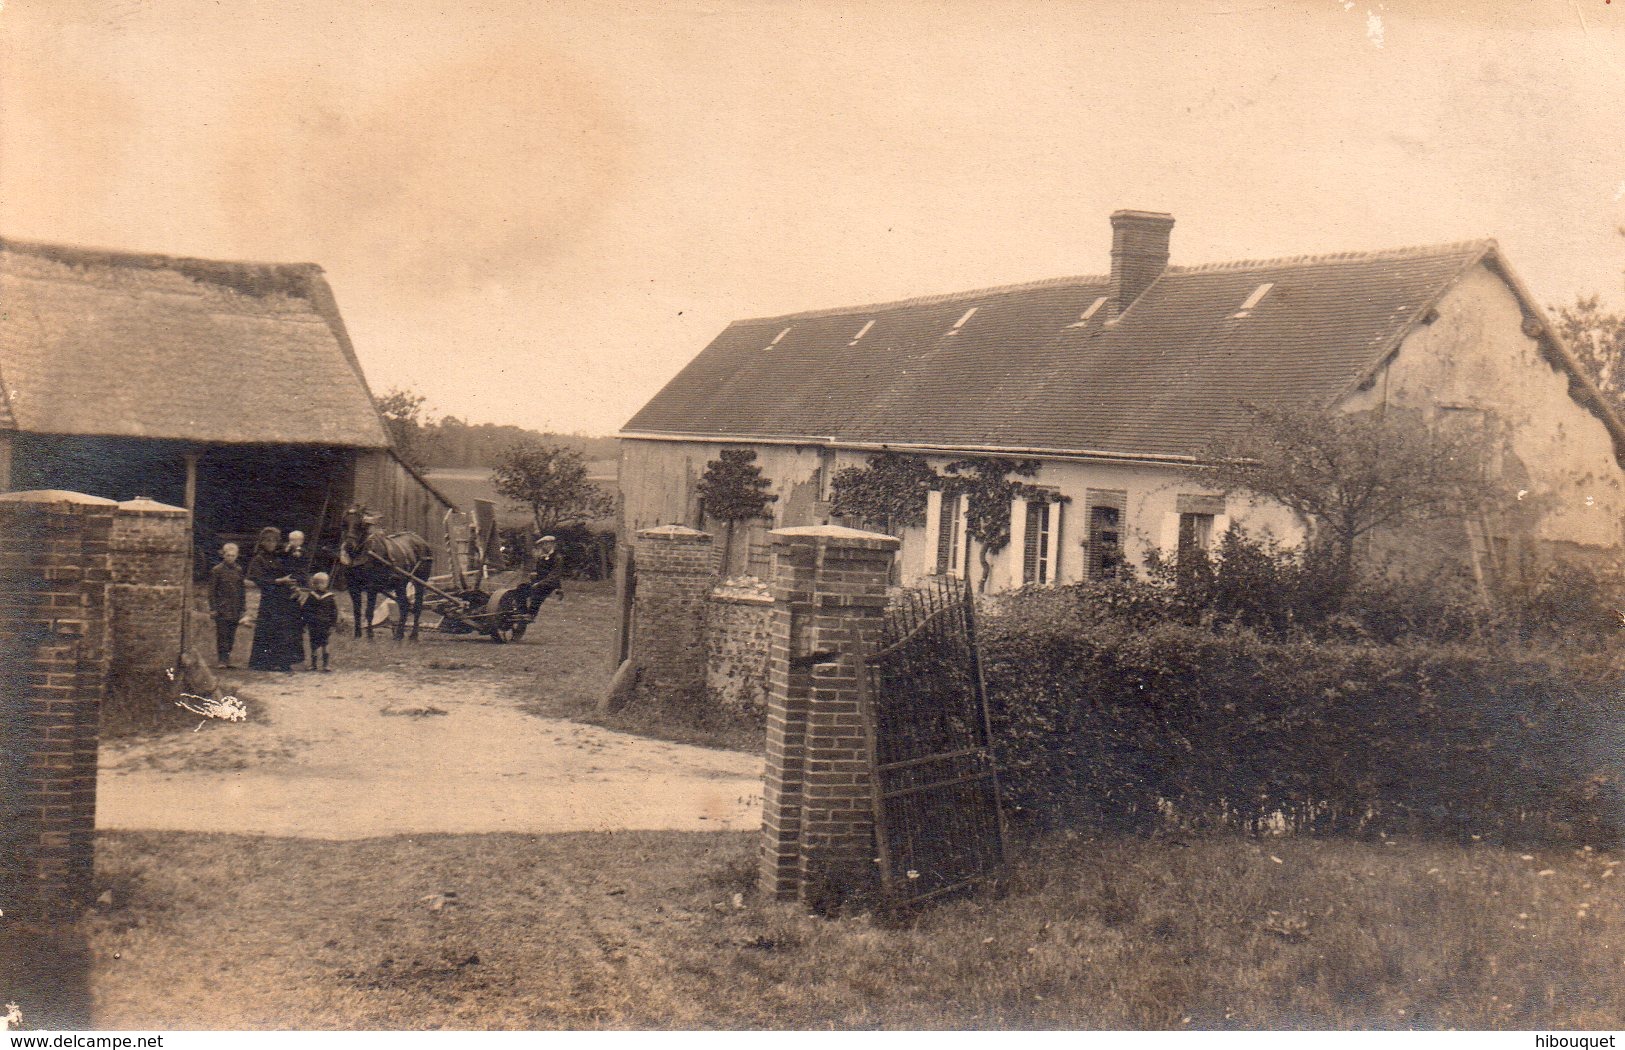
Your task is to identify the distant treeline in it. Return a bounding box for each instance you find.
[376,388,621,470]
[423,419,619,469]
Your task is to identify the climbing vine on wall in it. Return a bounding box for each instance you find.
[831,452,1063,591]
[829,451,939,533]
[697,448,779,573]
[942,458,1058,591]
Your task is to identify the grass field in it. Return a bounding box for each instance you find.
[422,463,617,532]
[84,829,1624,1030]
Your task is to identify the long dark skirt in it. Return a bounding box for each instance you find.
[248,587,306,671]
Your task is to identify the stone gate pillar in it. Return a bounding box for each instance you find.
[759,524,899,910]
[108,497,191,730]
[629,525,715,704]
[0,490,117,919]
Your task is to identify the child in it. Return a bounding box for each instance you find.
[208,542,246,668]
[301,571,340,672]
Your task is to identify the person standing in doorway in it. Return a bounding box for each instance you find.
[247,527,307,672]
[207,542,246,668]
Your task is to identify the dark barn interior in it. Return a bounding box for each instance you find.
[10,434,355,573]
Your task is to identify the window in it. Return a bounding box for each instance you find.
[1175,493,1226,562]
[1231,282,1275,319]
[935,492,965,577]
[1022,500,1052,585]
[1177,513,1214,560]
[1084,490,1126,580]
[1067,296,1109,327]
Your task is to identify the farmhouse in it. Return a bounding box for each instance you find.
[0,237,455,570]
[620,210,1625,590]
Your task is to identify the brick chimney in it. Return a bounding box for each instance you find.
[1107,209,1174,319]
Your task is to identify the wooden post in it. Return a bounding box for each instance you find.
[183,449,199,512]
[180,449,199,652]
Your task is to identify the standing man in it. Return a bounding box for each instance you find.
[511,535,564,641]
[208,541,247,668]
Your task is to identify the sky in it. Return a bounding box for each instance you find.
[4,0,1625,436]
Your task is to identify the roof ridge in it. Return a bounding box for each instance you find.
[736,272,1111,324]
[1168,239,1494,274]
[0,235,325,300]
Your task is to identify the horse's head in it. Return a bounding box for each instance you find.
[339,506,380,566]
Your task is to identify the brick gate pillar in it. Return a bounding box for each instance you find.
[0,490,117,920]
[630,525,715,704]
[759,524,899,909]
[108,497,191,730]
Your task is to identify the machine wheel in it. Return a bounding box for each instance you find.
[488,591,522,644]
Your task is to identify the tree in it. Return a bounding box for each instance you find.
[491,442,616,536]
[1551,295,1625,418]
[696,449,778,573]
[829,452,938,533]
[374,387,436,470]
[941,458,1054,592]
[1193,403,1504,609]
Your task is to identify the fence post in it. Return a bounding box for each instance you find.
[0,490,116,921]
[759,524,899,909]
[628,525,714,705]
[108,497,191,730]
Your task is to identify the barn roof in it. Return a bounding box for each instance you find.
[0,237,390,448]
[624,238,1625,464]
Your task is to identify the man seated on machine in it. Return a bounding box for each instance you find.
[511,535,564,640]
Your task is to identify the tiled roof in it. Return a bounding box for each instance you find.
[0,238,390,447]
[624,241,1510,459]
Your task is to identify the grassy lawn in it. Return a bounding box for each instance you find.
[84,829,1623,1030]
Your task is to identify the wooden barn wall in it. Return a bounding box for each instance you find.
[352,450,453,573]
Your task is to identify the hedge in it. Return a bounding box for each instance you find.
[978,587,1624,845]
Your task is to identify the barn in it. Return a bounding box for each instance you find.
[0,237,455,572]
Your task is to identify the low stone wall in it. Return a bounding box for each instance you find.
[706,575,773,715]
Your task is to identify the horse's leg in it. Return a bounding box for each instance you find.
[351,588,365,639]
[365,590,378,641]
[409,574,425,641]
[393,580,408,642]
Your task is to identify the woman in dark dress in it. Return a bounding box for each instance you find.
[246,527,307,672]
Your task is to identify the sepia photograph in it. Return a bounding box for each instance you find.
[1,0,1623,1035]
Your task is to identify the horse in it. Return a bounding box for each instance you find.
[338,506,435,641]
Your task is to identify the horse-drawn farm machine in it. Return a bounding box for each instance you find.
[356,498,532,643]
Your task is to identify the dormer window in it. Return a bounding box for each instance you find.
[1067,297,1109,327]
[848,319,875,346]
[948,306,978,333]
[765,326,791,349]
[1231,283,1275,319]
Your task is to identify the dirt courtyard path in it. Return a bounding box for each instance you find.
[97,669,764,839]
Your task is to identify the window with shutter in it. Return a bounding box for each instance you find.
[1022,500,1051,584]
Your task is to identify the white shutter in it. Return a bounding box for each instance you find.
[1008,496,1028,590]
[1159,512,1181,559]
[924,489,943,574]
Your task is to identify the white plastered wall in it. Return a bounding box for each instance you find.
[1342,263,1625,551]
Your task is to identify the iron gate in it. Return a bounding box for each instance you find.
[859,576,1006,907]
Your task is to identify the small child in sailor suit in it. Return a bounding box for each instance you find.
[301,572,340,672]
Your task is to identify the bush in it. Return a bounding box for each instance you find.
[979,585,1624,846]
